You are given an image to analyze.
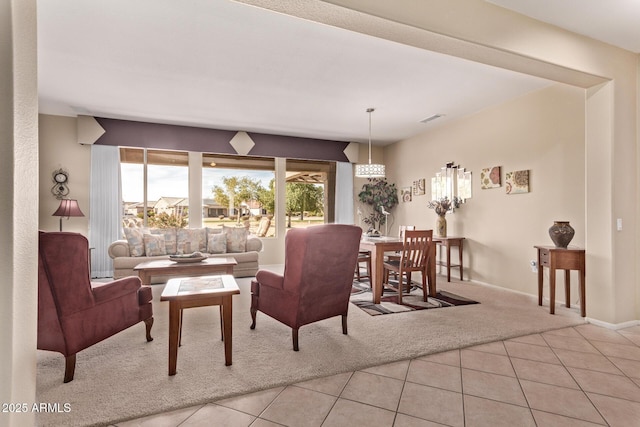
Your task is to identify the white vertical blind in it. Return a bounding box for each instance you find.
[89,145,121,278]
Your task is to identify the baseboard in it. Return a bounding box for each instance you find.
[586,317,640,330]
[467,278,539,301]
[465,278,640,329]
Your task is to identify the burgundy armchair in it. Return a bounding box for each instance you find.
[250,224,362,351]
[38,231,154,383]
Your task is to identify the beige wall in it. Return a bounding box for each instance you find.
[39,114,91,235]
[384,84,585,297]
[264,0,638,324]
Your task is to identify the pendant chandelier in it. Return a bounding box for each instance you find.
[355,108,385,178]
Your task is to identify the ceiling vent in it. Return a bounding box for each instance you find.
[420,114,445,124]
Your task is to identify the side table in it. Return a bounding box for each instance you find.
[534,245,586,317]
[433,237,465,282]
[160,274,240,375]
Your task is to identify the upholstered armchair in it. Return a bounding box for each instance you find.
[38,231,154,383]
[250,224,362,351]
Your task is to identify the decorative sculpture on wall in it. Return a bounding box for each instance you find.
[51,168,70,199]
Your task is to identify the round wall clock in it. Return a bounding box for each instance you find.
[51,168,70,199]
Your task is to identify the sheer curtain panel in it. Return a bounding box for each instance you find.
[89,145,122,278]
[335,162,355,225]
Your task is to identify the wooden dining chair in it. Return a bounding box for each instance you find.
[355,250,372,281]
[382,229,433,304]
[386,225,415,278]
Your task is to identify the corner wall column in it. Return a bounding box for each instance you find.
[0,0,39,425]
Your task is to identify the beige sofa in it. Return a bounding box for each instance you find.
[108,226,262,283]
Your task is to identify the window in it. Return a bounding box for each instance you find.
[202,154,276,236]
[120,148,189,228]
[285,159,335,229]
[120,148,336,235]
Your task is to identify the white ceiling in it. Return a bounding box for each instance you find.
[37,1,638,146]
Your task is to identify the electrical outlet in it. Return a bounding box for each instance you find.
[530,260,538,273]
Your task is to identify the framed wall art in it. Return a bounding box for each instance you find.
[480,166,501,189]
[505,170,529,194]
[401,187,412,202]
[412,178,426,196]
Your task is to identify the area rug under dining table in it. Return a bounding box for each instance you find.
[351,279,479,315]
[36,267,586,427]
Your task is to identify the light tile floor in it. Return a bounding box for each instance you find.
[116,323,640,427]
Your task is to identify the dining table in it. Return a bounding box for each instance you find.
[359,236,436,304]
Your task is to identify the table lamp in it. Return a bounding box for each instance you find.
[52,199,85,231]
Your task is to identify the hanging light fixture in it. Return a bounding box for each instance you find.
[355,108,385,178]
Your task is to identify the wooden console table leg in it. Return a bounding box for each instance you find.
[549,267,556,315]
[579,268,586,317]
[565,270,571,308]
[458,241,464,280]
[537,251,543,306]
[446,242,452,282]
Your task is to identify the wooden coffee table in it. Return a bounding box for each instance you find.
[160,274,240,375]
[133,257,237,286]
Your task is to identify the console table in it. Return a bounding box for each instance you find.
[433,237,465,282]
[534,245,586,317]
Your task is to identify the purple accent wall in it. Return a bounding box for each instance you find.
[94,117,350,162]
[247,133,349,162]
[94,118,238,154]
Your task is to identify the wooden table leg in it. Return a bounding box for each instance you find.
[565,270,571,308]
[446,242,452,282]
[579,268,586,317]
[168,302,181,376]
[549,267,556,315]
[537,252,543,306]
[371,246,384,304]
[428,243,437,297]
[458,241,464,280]
[222,296,233,366]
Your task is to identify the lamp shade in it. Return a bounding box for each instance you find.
[354,107,386,178]
[52,199,85,218]
[355,163,386,178]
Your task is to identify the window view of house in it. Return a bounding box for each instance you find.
[202,153,276,236]
[120,148,335,236]
[120,148,189,228]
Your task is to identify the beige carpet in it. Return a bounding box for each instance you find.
[36,268,586,426]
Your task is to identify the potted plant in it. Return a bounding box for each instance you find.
[357,178,399,235]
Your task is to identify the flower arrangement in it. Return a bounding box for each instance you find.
[427,196,461,217]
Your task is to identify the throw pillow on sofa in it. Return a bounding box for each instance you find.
[151,228,177,255]
[222,225,248,253]
[123,227,147,257]
[143,233,167,256]
[207,232,227,254]
[176,228,207,254]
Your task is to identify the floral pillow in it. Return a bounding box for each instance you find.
[207,232,227,254]
[123,227,147,257]
[151,228,177,255]
[223,225,248,253]
[176,228,207,254]
[143,233,167,256]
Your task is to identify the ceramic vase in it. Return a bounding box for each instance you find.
[436,215,447,237]
[548,221,575,248]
